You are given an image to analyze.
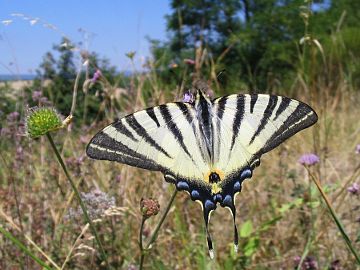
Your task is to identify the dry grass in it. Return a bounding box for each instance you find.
[1,82,359,269]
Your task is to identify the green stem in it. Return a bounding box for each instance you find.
[139,217,146,270]
[146,189,178,249]
[0,225,52,270]
[307,169,360,265]
[139,189,178,270]
[46,132,108,267]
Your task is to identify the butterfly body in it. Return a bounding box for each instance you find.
[86,89,317,257]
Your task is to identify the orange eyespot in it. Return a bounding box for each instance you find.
[204,169,224,183]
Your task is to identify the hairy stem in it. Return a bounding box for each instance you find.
[139,189,178,269]
[46,132,109,267]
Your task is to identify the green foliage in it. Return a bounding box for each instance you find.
[150,0,360,93]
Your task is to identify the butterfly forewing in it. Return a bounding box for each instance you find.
[87,103,209,181]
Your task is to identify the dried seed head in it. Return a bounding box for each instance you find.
[140,198,160,219]
[25,107,62,138]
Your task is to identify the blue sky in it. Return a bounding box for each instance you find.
[0,1,170,74]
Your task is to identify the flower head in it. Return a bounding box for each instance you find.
[7,111,19,123]
[298,153,320,166]
[329,260,341,270]
[25,107,62,138]
[140,198,160,219]
[293,255,318,270]
[183,92,194,103]
[356,144,360,154]
[91,69,102,83]
[183,58,195,65]
[32,90,42,102]
[66,189,116,221]
[347,183,359,195]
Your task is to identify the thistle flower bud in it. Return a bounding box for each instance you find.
[25,107,62,138]
[140,198,160,219]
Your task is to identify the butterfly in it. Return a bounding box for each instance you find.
[86,89,318,258]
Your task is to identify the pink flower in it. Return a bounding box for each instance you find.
[347,183,359,195]
[355,144,360,154]
[91,69,102,83]
[298,153,320,166]
[183,58,195,65]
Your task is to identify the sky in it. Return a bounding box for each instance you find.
[0,1,171,75]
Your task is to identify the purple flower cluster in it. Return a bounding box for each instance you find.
[293,256,318,270]
[6,111,19,123]
[66,189,116,221]
[32,90,52,105]
[298,153,320,166]
[183,92,194,103]
[91,69,102,83]
[347,183,359,195]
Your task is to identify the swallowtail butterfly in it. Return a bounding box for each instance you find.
[86,89,317,258]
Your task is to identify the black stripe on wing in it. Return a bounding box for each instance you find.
[274,96,291,120]
[175,102,194,125]
[250,94,258,113]
[159,104,193,160]
[146,107,160,127]
[112,121,138,142]
[86,132,163,171]
[261,102,318,154]
[125,114,172,159]
[230,95,245,150]
[249,95,278,144]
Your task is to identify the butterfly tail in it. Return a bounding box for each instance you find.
[222,195,239,253]
[203,201,216,259]
[233,210,239,253]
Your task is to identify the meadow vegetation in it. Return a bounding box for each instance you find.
[0,0,360,269]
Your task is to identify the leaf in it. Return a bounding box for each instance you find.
[259,216,282,231]
[244,237,259,257]
[240,220,253,238]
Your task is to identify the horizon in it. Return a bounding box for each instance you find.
[0,1,170,75]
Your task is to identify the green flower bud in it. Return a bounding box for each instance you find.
[26,107,62,138]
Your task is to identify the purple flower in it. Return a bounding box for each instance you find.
[347,183,359,195]
[183,92,194,103]
[298,153,320,166]
[183,58,195,65]
[356,144,360,154]
[7,111,19,123]
[32,90,42,102]
[91,69,102,83]
[66,188,116,220]
[293,256,318,270]
[329,260,341,270]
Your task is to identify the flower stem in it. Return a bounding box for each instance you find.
[46,132,109,267]
[139,189,178,269]
[307,168,360,265]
